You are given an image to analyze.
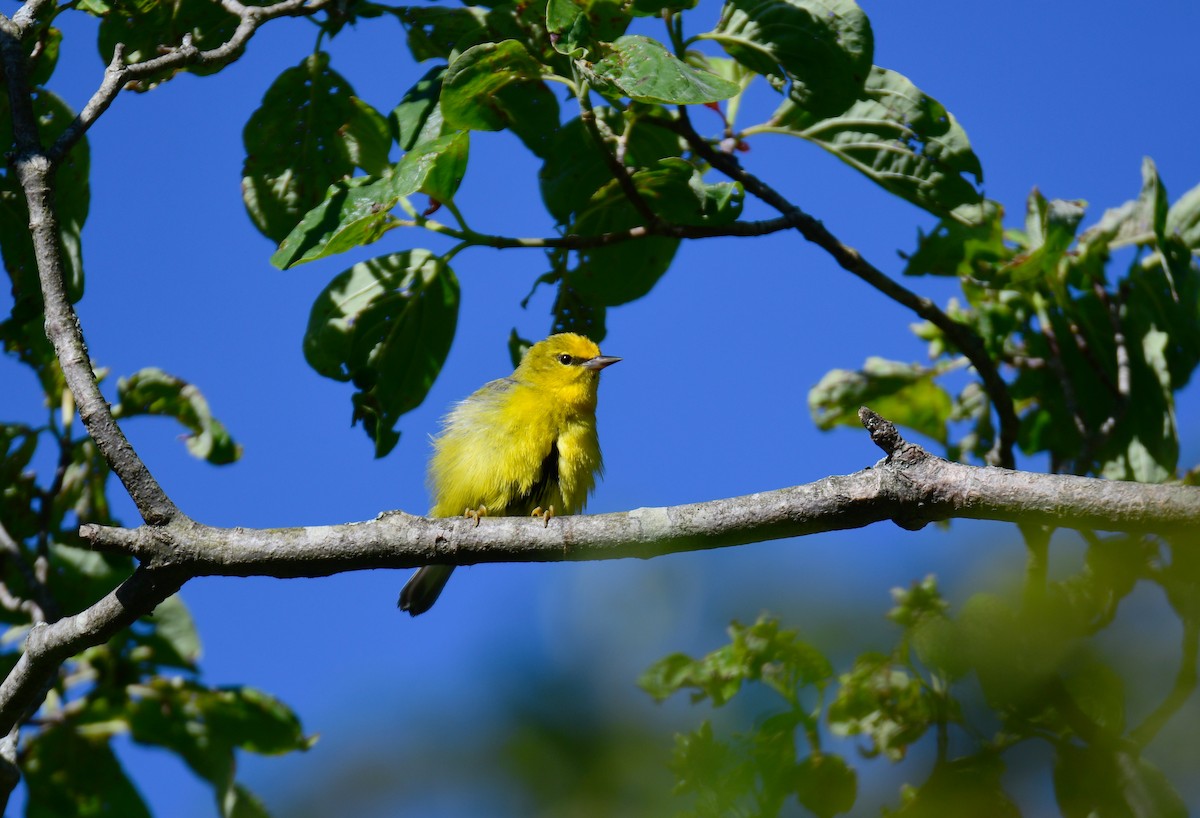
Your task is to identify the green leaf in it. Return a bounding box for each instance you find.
[507,328,533,369]
[391,65,447,152]
[129,679,312,780]
[97,0,240,89]
[566,159,740,306]
[583,35,740,104]
[630,0,697,16]
[25,725,152,818]
[546,0,632,58]
[551,279,607,342]
[539,107,682,224]
[773,67,984,222]
[901,200,1007,279]
[707,0,872,118]
[809,357,952,444]
[1002,188,1086,283]
[113,367,241,464]
[140,593,202,669]
[405,129,470,204]
[440,41,560,158]
[794,753,857,818]
[303,251,459,456]
[398,5,488,61]
[271,131,469,269]
[242,53,369,243]
[1079,159,1165,254]
[1061,655,1125,735]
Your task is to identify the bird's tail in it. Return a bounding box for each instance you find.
[398,565,455,616]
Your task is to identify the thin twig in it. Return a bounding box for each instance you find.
[671,107,1020,468]
[415,212,813,250]
[575,80,662,229]
[1095,282,1130,441]
[47,0,331,163]
[0,520,46,622]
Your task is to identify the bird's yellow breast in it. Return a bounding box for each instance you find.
[427,376,603,519]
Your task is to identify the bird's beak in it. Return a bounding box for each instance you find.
[582,355,621,371]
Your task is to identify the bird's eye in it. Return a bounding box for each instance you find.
[557,353,574,365]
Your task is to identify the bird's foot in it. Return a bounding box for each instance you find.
[464,505,488,527]
[531,506,555,528]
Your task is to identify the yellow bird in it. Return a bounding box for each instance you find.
[398,332,621,615]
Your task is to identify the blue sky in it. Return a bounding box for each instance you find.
[3,0,1200,814]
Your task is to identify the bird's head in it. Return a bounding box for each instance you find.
[516,333,620,408]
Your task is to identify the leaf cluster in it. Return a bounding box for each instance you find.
[236,0,988,454]
[811,159,1200,481]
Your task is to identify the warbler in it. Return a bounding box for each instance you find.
[398,332,621,615]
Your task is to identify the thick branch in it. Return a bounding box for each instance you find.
[0,567,182,736]
[79,415,1200,578]
[0,27,181,525]
[672,109,1021,468]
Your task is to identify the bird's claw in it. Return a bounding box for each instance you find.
[531,506,555,528]
[464,505,488,527]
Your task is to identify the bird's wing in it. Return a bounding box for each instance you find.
[428,377,562,517]
[508,439,560,515]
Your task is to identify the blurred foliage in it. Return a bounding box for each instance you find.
[645,566,1196,817]
[3,0,1199,815]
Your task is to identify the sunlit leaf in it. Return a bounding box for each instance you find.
[583,35,740,104]
[772,67,984,222]
[391,65,447,152]
[113,367,241,464]
[343,97,393,177]
[706,0,872,118]
[546,0,632,57]
[271,131,468,269]
[441,41,560,157]
[809,357,952,444]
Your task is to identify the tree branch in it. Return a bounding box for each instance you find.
[47,0,331,163]
[76,410,1200,578]
[0,567,183,736]
[413,211,814,250]
[670,108,1021,468]
[0,26,182,526]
